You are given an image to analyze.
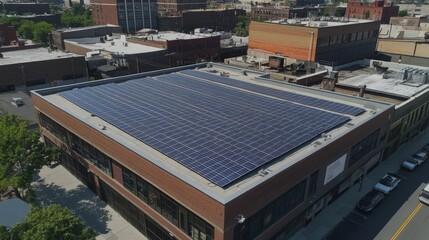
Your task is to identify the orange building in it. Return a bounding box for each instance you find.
[248,19,380,66]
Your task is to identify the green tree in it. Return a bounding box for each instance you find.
[0,16,22,29]
[398,9,408,17]
[0,112,58,201]
[61,5,93,28]
[335,8,346,17]
[32,21,55,43]
[364,10,370,19]
[235,13,251,37]
[18,20,35,39]
[8,205,96,240]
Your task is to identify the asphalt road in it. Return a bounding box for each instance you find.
[326,155,429,240]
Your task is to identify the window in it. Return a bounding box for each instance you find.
[349,129,380,167]
[121,166,214,240]
[233,179,306,240]
[309,171,319,196]
[40,113,112,176]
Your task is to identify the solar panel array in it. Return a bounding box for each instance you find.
[180,70,365,116]
[59,72,351,187]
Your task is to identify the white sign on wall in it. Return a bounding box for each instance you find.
[324,154,347,185]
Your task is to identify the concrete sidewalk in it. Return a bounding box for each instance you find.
[32,165,147,240]
[291,129,429,240]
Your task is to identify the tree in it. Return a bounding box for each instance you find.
[8,205,96,240]
[398,10,408,17]
[61,4,93,28]
[235,13,251,37]
[32,21,55,44]
[18,20,35,39]
[0,112,58,201]
[335,8,346,17]
[364,10,370,19]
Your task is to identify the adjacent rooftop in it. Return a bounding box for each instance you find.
[0,47,80,66]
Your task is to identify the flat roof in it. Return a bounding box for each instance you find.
[139,31,215,42]
[33,63,391,203]
[64,36,164,55]
[0,47,81,66]
[337,60,429,99]
[269,18,375,27]
[56,24,120,33]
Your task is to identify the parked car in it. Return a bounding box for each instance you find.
[422,144,429,154]
[402,157,420,171]
[357,190,385,212]
[11,97,24,107]
[419,183,429,205]
[374,173,401,194]
[412,151,427,164]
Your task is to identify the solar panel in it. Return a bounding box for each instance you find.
[180,69,365,116]
[59,72,351,187]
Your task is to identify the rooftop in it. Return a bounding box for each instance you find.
[136,31,216,42]
[0,198,29,228]
[33,63,391,203]
[64,35,164,55]
[56,24,120,33]
[0,47,80,66]
[336,60,429,100]
[269,17,375,27]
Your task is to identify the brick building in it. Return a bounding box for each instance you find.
[157,0,207,16]
[32,63,393,240]
[0,48,87,92]
[129,31,221,66]
[248,18,380,66]
[251,6,290,21]
[158,9,246,33]
[91,0,157,33]
[346,0,399,24]
[0,24,17,47]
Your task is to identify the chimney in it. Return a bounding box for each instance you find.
[359,85,366,97]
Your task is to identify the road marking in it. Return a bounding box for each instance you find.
[390,202,423,240]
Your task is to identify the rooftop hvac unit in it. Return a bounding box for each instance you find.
[111,41,115,46]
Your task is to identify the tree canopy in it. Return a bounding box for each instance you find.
[0,112,58,201]
[1,204,96,240]
[61,4,93,28]
[235,14,251,37]
[398,9,408,17]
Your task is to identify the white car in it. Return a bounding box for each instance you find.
[402,157,419,171]
[374,173,401,194]
[11,97,24,107]
[412,152,427,164]
[419,183,429,205]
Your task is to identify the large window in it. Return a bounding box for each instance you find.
[233,179,307,240]
[40,113,112,176]
[122,168,214,240]
[349,129,380,167]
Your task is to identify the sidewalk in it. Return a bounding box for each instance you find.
[32,165,147,240]
[291,129,429,240]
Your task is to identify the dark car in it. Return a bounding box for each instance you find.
[357,190,385,212]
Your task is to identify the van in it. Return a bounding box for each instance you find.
[419,183,429,205]
[11,97,24,107]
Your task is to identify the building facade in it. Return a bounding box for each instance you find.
[52,25,122,50]
[251,6,290,21]
[1,3,50,15]
[0,48,87,92]
[129,32,221,66]
[157,0,207,16]
[32,63,393,240]
[345,0,399,24]
[0,24,17,47]
[91,0,157,33]
[248,19,380,66]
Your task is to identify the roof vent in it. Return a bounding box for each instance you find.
[99,124,106,130]
[258,169,269,176]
